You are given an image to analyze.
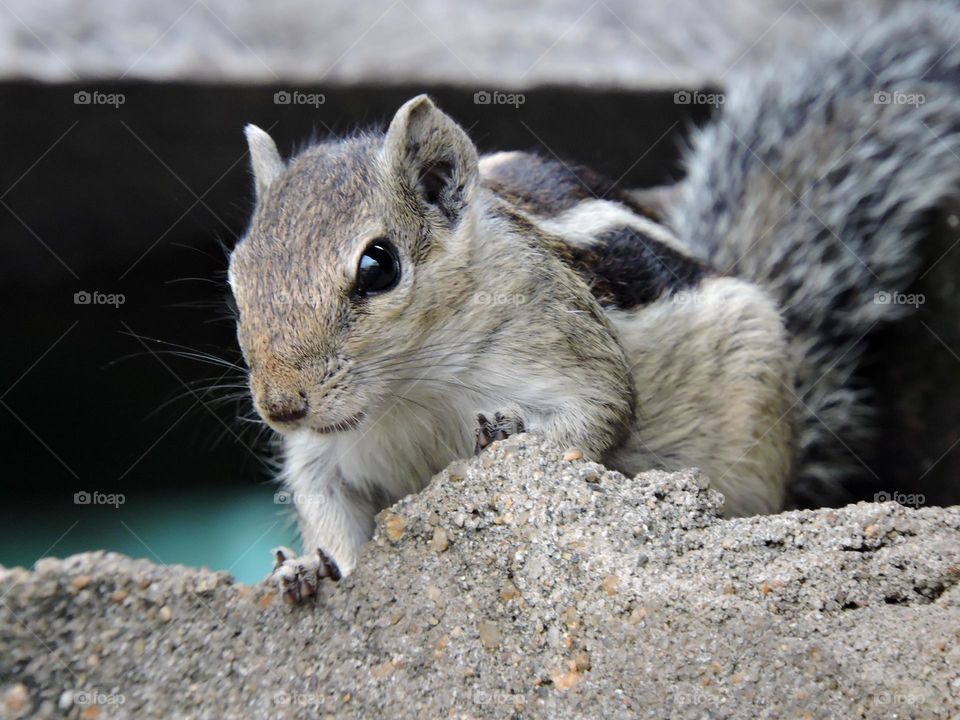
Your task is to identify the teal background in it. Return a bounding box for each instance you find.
[1,486,299,585]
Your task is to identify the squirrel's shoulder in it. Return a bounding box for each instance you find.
[479,150,664,222]
[479,150,710,310]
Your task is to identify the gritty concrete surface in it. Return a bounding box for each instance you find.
[2,435,960,719]
[0,0,872,86]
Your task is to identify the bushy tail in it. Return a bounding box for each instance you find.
[669,2,960,505]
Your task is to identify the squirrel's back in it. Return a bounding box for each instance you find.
[670,2,960,505]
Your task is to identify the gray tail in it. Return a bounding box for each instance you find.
[669,2,960,506]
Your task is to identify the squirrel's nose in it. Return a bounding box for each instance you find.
[262,392,308,425]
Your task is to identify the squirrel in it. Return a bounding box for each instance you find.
[227,2,960,603]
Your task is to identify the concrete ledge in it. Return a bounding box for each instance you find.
[2,435,958,718]
[0,0,862,87]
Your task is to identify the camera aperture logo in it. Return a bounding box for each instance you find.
[274,90,325,108]
[474,90,525,108]
[74,290,125,308]
[73,90,125,108]
[74,490,125,508]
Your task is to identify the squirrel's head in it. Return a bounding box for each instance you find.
[228,95,482,435]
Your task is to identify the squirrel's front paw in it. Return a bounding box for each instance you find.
[474,412,526,454]
[271,546,341,605]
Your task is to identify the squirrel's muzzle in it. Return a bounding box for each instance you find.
[263,399,308,425]
[250,369,309,428]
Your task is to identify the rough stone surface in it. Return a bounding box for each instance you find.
[2,435,959,719]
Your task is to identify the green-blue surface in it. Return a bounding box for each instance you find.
[0,486,299,585]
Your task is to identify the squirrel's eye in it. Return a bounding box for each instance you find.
[355,241,400,297]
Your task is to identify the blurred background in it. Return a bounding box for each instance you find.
[1,0,955,584]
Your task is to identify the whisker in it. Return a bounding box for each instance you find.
[169,242,233,265]
[164,277,224,286]
[109,345,246,373]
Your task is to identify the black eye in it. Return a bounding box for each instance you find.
[355,241,400,297]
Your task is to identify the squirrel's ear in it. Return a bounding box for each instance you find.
[383,95,479,225]
[244,124,285,200]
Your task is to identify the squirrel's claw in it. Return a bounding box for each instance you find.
[474,412,526,454]
[270,547,341,606]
